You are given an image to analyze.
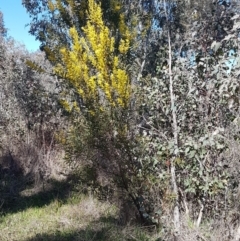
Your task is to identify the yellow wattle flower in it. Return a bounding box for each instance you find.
[54,0,130,112]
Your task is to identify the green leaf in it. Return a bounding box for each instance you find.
[218,182,224,189]
[153,158,158,167]
[188,150,196,158]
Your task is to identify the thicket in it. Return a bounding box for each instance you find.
[0,19,67,205]
[0,0,240,240]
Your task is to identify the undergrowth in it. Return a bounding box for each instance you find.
[0,174,158,241]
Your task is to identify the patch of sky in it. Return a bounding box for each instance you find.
[151,0,237,73]
[151,0,177,32]
[218,0,231,7]
[226,49,237,74]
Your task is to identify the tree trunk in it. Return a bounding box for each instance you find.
[166,23,181,238]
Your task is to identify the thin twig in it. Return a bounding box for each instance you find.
[196,200,204,227]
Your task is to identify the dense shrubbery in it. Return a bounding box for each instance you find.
[0,28,66,191]
[0,0,240,240]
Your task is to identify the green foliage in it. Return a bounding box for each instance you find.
[132,0,240,225]
[22,0,240,237]
[22,0,134,62]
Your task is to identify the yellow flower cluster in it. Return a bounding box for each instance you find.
[59,98,80,114]
[118,14,131,54]
[59,99,72,113]
[110,0,122,12]
[48,0,55,12]
[54,130,67,145]
[54,0,131,111]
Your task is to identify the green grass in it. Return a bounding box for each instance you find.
[0,195,112,241]
[0,175,158,241]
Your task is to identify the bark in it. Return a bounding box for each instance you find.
[164,0,181,235]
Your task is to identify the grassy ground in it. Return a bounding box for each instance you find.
[0,174,158,241]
